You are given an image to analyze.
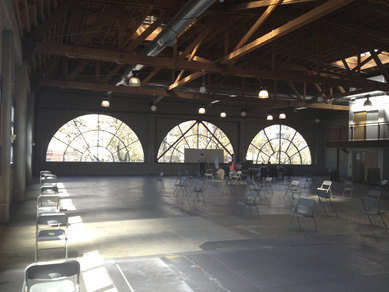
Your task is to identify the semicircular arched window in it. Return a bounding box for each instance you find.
[46,114,144,162]
[157,120,234,163]
[246,124,311,165]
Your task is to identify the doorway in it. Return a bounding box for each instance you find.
[353,112,367,141]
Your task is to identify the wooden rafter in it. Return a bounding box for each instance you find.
[39,79,350,111]
[221,0,354,64]
[33,42,389,91]
[229,0,315,11]
[370,49,389,83]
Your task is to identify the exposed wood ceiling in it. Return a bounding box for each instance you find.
[14,0,389,111]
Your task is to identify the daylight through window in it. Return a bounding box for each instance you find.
[246,124,311,165]
[157,120,233,163]
[46,114,144,162]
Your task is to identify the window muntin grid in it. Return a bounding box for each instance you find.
[246,124,311,165]
[157,120,233,163]
[46,114,144,162]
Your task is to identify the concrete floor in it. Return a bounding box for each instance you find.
[0,175,388,291]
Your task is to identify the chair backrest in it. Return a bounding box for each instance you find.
[317,189,330,199]
[361,196,379,210]
[344,180,353,188]
[321,180,332,189]
[367,190,381,200]
[40,170,52,178]
[37,213,68,227]
[291,180,299,187]
[264,177,272,183]
[37,194,61,207]
[40,185,59,194]
[25,260,80,291]
[294,198,315,215]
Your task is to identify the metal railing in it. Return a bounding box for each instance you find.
[327,122,389,142]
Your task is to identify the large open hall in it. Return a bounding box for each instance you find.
[1,0,389,291]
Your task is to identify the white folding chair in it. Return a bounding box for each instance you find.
[288,198,317,234]
[317,189,339,218]
[367,189,382,201]
[264,176,273,196]
[284,180,301,199]
[317,180,333,197]
[359,197,387,229]
[342,180,353,197]
[154,172,164,186]
[204,169,214,181]
[24,260,80,292]
[35,213,68,261]
[188,179,206,202]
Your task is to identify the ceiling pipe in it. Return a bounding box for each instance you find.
[117,0,218,86]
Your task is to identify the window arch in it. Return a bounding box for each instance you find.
[46,114,144,162]
[246,124,311,165]
[157,120,233,163]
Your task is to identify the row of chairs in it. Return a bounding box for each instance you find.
[23,171,80,291]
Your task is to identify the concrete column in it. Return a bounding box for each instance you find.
[148,114,156,174]
[25,93,34,184]
[13,64,28,201]
[0,31,14,223]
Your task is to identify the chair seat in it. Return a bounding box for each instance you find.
[38,229,67,241]
[29,279,76,292]
[37,206,60,214]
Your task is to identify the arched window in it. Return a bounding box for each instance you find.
[157,120,233,163]
[46,114,144,162]
[246,124,311,165]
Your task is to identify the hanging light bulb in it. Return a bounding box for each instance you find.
[279,113,286,119]
[199,75,206,94]
[241,110,247,117]
[258,88,269,99]
[129,71,140,87]
[198,106,206,114]
[266,114,273,120]
[101,96,110,108]
[220,110,227,118]
[150,104,157,112]
[314,117,320,123]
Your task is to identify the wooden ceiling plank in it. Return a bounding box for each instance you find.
[39,79,350,111]
[32,42,389,91]
[229,0,315,11]
[34,0,77,39]
[168,71,206,90]
[221,0,354,64]
[141,68,161,86]
[234,0,283,51]
[66,60,90,81]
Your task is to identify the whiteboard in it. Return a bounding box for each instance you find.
[184,149,224,164]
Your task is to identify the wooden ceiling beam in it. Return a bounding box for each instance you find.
[221,0,354,64]
[39,79,350,111]
[229,0,315,11]
[234,0,283,51]
[33,42,389,91]
[370,49,389,83]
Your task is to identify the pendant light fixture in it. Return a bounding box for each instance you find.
[198,106,206,114]
[129,70,141,87]
[258,88,269,99]
[363,95,372,107]
[220,110,227,118]
[101,91,111,108]
[279,112,286,119]
[266,114,273,120]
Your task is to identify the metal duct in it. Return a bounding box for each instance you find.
[117,0,218,86]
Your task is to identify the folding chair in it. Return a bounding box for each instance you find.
[39,171,52,184]
[367,189,382,201]
[237,190,260,217]
[36,213,68,261]
[41,174,59,193]
[283,180,301,199]
[317,180,333,197]
[37,195,61,215]
[288,198,317,234]
[359,197,387,229]
[40,185,59,195]
[188,179,206,202]
[247,178,262,195]
[24,260,80,292]
[264,176,273,196]
[204,169,214,181]
[173,174,189,197]
[317,189,339,218]
[342,180,353,197]
[154,172,164,186]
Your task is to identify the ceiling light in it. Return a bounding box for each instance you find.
[279,113,286,119]
[151,104,157,112]
[198,106,206,114]
[199,75,207,94]
[241,110,247,117]
[314,117,320,123]
[101,96,110,108]
[266,114,273,120]
[129,70,140,87]
[220,111,226,118]
[258,89,269,99]
[363,95,372,107]
[317,96,324,103]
